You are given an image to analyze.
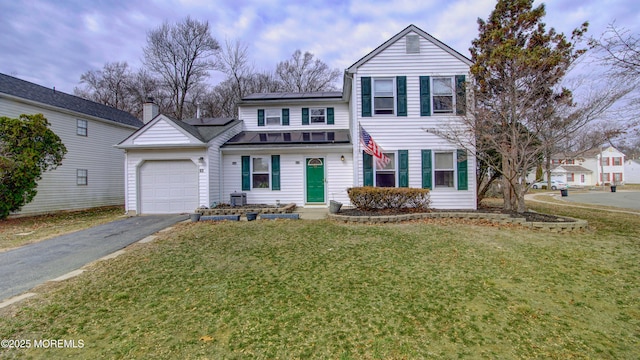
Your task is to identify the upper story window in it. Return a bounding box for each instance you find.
[258,108,289,126]
[373,78,394,115]
[432,77,455,114]
[601,157,610,166]
[265,109,281,125]
[77,119,88,136]
[310,108,326,123]
[613,157,622,166]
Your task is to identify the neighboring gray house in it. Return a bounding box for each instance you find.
[625,159,640,184]
[0,73,143,215]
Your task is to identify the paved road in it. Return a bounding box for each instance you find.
[0,215,186,301]
[561,190,640,210]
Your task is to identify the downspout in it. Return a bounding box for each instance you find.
[123,150,129,215]
[345,70,359,187]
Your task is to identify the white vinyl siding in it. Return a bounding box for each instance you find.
[133,119,194,144]
[239,103,349,131]
[0,96,136,215]
[350,31,475,209]
[221,151,353,206]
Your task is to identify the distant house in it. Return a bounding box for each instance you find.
[0,73,143,215]
[118,24,476,214]
[625,159,640,184]
[549,146,626,186]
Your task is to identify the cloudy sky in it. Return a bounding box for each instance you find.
[1,0,638,94]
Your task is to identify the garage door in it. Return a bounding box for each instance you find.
[139,160,198,214]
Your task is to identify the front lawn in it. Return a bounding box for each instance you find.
[1,204,638,359]
[0,206,125,251]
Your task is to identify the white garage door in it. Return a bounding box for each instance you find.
[140,160,199,214]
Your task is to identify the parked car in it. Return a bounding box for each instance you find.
[531,180,567,190]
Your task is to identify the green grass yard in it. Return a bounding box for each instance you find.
[0,206,125,251]
[1,202,638,359]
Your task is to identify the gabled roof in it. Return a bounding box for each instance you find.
[0,73,142,128]
[346,24,473,73]
[116,115,241,148]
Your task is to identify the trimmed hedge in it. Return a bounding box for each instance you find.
[347,187,431,211]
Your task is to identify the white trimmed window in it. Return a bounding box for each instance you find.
[434,152,455,187]
[432,77,455,114]
[373,78,394,115]
[77,119,88,136]
[613,157,622,166]
[310,108,326,123]
[77,169,88,185]
[375,152,396,187]
[265,109,281,125]
[252,157,270,188]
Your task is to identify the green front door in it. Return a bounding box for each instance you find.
[306,158,325,203]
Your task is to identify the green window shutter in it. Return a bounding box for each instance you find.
[361,77,372,117]
[327,107,334,125]
[271,155,280,190]
[420,76,431,116]
[397,76,407,116]
[363,151,373,186]
[457,149,468,190]
[421,150,432,189]
[257,109,265,126]
[455,75,466,115]
[302,108,309,125]
[399,150,409,187]
[282,108,289,126]
[241,156,250,191]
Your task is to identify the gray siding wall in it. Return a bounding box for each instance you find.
[1,97,137,214]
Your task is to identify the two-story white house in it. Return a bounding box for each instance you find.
[549,146,626,186]
[1,73,143,215]
[119,24,477,214]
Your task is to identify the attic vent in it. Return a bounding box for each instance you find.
[406,35,420,54]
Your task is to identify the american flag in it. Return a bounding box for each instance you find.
[360,125,390,169]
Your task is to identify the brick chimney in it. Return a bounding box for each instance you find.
[143,97,159,124]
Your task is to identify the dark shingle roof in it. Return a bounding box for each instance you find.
[165,117,241,143]
[242,92,343,101]
[0,73,142,128]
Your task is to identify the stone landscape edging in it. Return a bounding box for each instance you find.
[328,211,588,232]
[196,203,296,216]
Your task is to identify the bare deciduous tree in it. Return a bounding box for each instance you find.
[74,61,135,113]
[275,50,340,92]
[143,16,220,120]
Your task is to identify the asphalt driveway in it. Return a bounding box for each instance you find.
[561,190,640,210]
[0,215,186,302]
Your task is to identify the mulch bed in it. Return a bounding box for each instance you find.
[339,206,574,223]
